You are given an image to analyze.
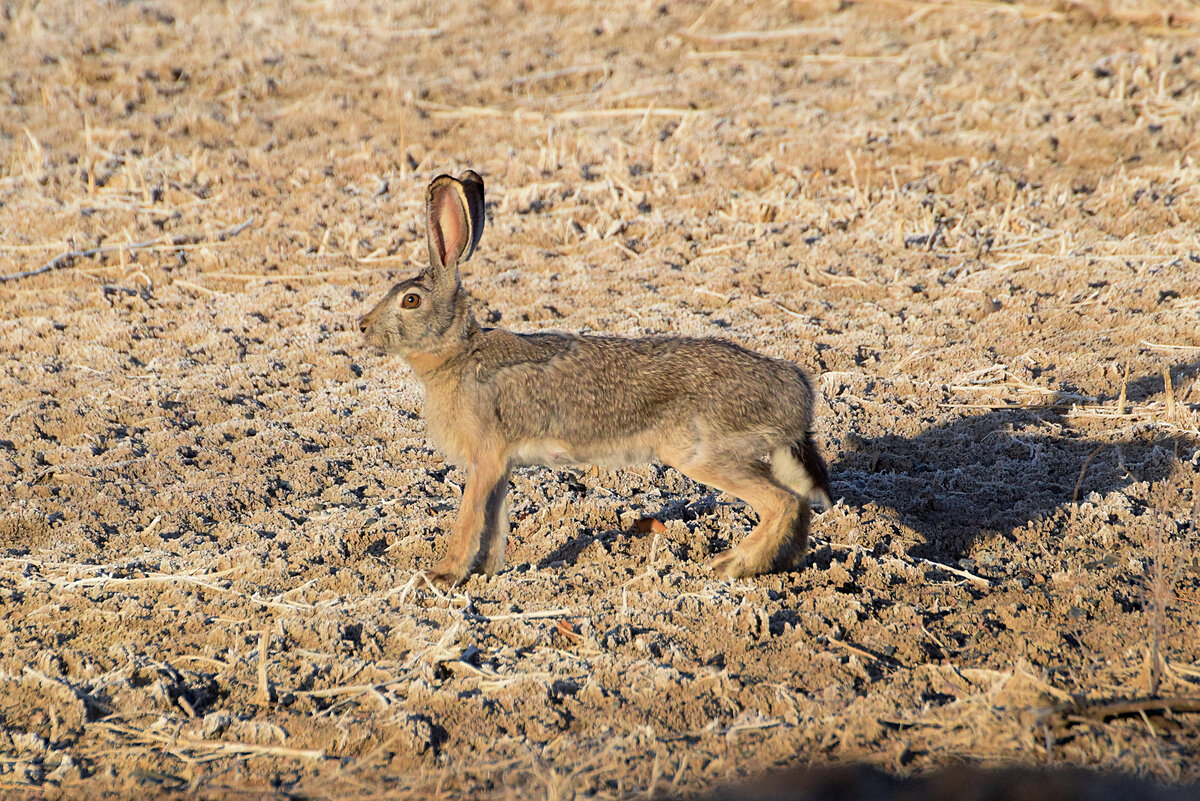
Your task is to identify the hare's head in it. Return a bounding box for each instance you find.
[360,171,485,355]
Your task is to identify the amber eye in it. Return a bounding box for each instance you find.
[401,293,421,309]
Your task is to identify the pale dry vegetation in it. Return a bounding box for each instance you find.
[1,0,1199,798]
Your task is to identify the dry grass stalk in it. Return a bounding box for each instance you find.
[680,26,841,43]
[257,628,272,705]
[1071,445,1107,511]
[1044,696,1200,734]
[913,556,990,587]
[827,637,892,664]
[0,217,253,283]
[685,50,906,63]
[1141,341,1200,353]
[1162,366,1177,423]
[99,722,324,761]
[1148,514,1168,697]
[483,608,577,622]
[1118,360,1131,415]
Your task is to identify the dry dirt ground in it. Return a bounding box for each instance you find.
[2,1,1200,798]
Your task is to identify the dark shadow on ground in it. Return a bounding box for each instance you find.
[829,362,1198,563]
[687,763,1195,801]
[536,489,719,570]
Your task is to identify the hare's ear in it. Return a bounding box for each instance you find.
[458,170,485,261]
[426,172,485,273]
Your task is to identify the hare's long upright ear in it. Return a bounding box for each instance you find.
[426,172,485,280]
[457,170,485,261]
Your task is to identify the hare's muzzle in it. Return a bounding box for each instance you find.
[358,310,380,348]
[358,297,393,351]
[358,302,381,338]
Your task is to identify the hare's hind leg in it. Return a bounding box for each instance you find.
[665,454,809,579]
[428,455,510,587]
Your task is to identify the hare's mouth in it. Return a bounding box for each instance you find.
[359,322,386,351]
[362,331,388,352]
[359,313,385,349]
[361,324,407,355]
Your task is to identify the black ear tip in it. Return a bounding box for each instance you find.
[461,170,485,205]
[459,171,484,198]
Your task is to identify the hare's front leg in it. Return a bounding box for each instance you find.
[478,474,511,575]
[427,456,511,586]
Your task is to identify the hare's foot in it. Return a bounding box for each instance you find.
[768,538,807,572]
[423,560,472,589]
[708,535,786,578]
[709,548,757,579]
[708,494,810,579]
[709,541,802,579]
[480,549,506,575]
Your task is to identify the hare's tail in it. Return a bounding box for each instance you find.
[771,433,832,508]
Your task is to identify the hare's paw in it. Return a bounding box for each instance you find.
[423,560,471,589]
[709,549,755,579]
[768,542,807,573]
[481,550,506,576]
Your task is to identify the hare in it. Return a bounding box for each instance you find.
[360,171,831,585]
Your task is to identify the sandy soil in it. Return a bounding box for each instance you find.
[2,1,1199,797]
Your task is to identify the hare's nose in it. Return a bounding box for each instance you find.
[358,315,369,334]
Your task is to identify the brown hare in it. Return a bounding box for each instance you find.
[360,171,831,585]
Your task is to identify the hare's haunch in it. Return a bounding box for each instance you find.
[360,171,831,585]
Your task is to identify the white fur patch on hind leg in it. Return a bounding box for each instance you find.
[770,446,830,508]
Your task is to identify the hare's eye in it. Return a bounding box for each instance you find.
[401,293,421,309]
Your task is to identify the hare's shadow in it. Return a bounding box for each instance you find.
[824,361,1197,562]
[536,489,721,569]
[538,363,1196,568]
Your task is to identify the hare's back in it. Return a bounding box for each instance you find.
[483,331,814,446]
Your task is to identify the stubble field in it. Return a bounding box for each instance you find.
[1,1,1199,797]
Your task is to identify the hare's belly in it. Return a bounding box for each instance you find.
[510,436,656,468]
